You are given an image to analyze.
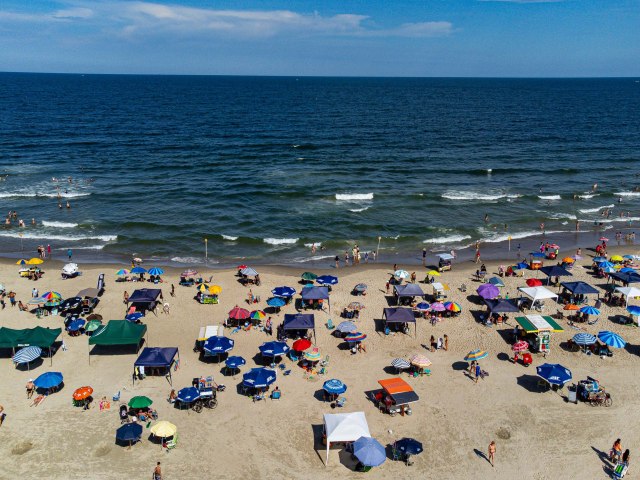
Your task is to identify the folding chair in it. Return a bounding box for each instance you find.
[335,396,346,407]
[326,319,334,330]
[165,433,178,451]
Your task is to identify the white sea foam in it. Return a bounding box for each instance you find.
[221,235,238,241]
[304,242,322,248]
[442,191,520,201]
[41,221,78,228]
[0,191,90,199]
[598,217,640,223]
[69,245,105,250]
[482,230,564,244]
[548,213,577,220]
[171,256,205,264]
[292,255,334,263]
[264,237,298,245]
[538,195,562,200]
[578,204,614,213]
[348,207,370,213]
[423,234,471,244]
[615,191,640,197]
[0,232,116,242]
[335,193,374,201]
[577,194,597,199]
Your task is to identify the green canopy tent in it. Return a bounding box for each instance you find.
[0,326,62,365]
[88,320,147,364]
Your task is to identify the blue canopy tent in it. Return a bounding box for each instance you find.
[283,313,316,342]
[394,284,425,305]
[133,347,179,385]
[609,272,640,285]
[483,298,520,314]
[300,286,330,312]
[382,307,417,337]
[127,288,163,313]
[560,281,599,296]
[539,265,572,284]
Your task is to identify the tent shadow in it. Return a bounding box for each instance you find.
[311,424,326,463]
[516,374,545,393]
[338,448,358,470]
[496,328,515,345]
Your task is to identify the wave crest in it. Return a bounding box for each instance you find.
[264,237,298,245]
[336,193,374,201]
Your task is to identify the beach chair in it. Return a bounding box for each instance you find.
[283,370,291,376]
[112,390,121,402]
[613,462,629,478]
[320,355,330,367]
[289,352,299,362]
[335,396,346,408]
[271,390,281,401]
[165,433,178,451]
[253,393,265,402]
[326,319,334,330]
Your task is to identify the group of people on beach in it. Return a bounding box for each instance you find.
[334,244,375,267]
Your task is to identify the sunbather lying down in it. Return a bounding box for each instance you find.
[30,395,45,407]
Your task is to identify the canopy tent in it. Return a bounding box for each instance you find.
[323,412,371,465]
[378,377,420,405]
[483,298,520,314]
[518,286,558,309]
[514,315,564,333]
[300,286,330,311]
[88,320,147,362]
[283,313,316,342]
[0,326,61,365]
[394,283,425,299]
[133,347,179,385]
[76,287,100,298]
[560,281,599,296]
[539,265,572,280]
[127,288,163,312]
[382,308,417,337]
[615,286,640,306]
[609,272,640,285]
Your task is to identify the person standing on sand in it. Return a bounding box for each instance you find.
[0,404,5,427]
[47,244,51,258]
[475,249,481,263]
[153,462,162,480]
[67,248,72,260]
[422,248,427,266]
[443,334,448,351]
[334,255,339,269]
[488,441,496,466]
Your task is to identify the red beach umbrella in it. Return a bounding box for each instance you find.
[228,307,250,320]
[526,279,543,287]
[292,339,312,351]
[512,341,529,352]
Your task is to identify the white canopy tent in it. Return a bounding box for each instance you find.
[323,412,370,465]
[518,286,558,309]
[615,286,640,306]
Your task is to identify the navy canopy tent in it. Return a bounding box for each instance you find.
[394,284,425,300]
[484,298,520,313]
[300,286,330,311]
[383,308,417,336]
[539,265,572,280]
[560,281,599,296]
[283,313,316,341]
[133,347,179,385]
[609,272,640,285]
[127,289,163,312]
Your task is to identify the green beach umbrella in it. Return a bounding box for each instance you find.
[128,396,153,409]
[301,272,317,281]
[84,319,102,332]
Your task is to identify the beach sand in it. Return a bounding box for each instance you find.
[1,249,639,480]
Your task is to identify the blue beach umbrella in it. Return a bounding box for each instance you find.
[203,336,234,355]
[395,438,423,456]
[627,305,640,316]
[242,367,277,389]
[416,302,431,311]
[147,267,164,276]
[536,363,572,386]
[620,267,636,273]
[516,262,529,269]
[176,387,200,403]
[125,312,144,322]
[130,266,147,274]
[572,333,597,346]
[34,371,63,389]
[488,277,505,287]
[579,306,600,316]
[336,321,358,333]
[323,379,347,395]
[271,286,296,298]
[12,346,42,365]
[353,436,386,467]
[596,261,614,269]
[67,318,86,332]
[225,356,246,369]
[116,423,143,442]
[531,252,545,258]
[598,331,626,349]
[593,257,607,262]
[266,297,286,308]
[259,341,290,357]
[316,275,338,286]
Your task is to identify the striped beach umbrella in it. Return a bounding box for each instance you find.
[336,321,358,333]
[572,333,597,346]
[16,259,28,265]
[512,341,529,352]
[323,379,347,395]
[345,332,367,343]
[444,301,462,313]
[579,306,600,316]
[116,269,129,276]
[394,270,409,279]
[430,302,446,312]
[250,310,266,321]
[41,291,62,301]
[304,348,322,362]
[147,267,164,276]
[598,331,626,349]
[181,269,197,277]
[464,350,488,362]
[410,354,432,368]
[391,358,411,371]
[197,283,212,292]
[12,346,42,365]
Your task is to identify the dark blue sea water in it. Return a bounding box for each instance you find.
[1,73,639,266]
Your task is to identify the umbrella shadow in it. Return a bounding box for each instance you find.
[15,357,44,371]
[473,448,491,465]
[383,366,400,375]
[496,352,511,362]
[451,361,468,371]
[338,448,358,470]
[466,294,485,306]
[516,374,546,393]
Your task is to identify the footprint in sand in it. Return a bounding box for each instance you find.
[496,427,511,440]
[94,444,111,457]
[11,441,34,455]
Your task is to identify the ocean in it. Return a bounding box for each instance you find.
[1,73,639,267]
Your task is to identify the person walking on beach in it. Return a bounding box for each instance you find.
[422,248,427,266]
[488,440,496,466]
[170,284,175,297]
[123,291,129,304]
[344,251,349,266]
[475,248,481,263]
[47,244,51,258]
[475,362,481,383]
[153,462,162,480]
[67,248,72,261]
[334,255,339,269]
[443,334,448,351]
[0,404,5,427]
[611,439,623,463]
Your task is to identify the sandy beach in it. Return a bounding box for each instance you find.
[1,248,640,480]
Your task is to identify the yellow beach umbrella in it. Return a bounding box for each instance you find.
[27,258,43,265]
[150,421,177,438]
[562,257,575,264]
[611,255,624,263]
[427,270,441,276]
[208,285,222,295]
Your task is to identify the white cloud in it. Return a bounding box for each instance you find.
[391,21,453,37]
[53,7,93,19]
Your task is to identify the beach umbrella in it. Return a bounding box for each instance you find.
[241,267,258,276]
[125,312,144,322]
[598,331,626,349]
[266,297,286,308]
[623,255,640,260]
[599,237,609,242]
[27,257,43,265]
[197,283,212,292]
[292,338,312,351]
[250,310,266,321]
[477,284,500,299]
[579,306,600,316]
[73,386,93,401]
[147,267,164,276]
[150,421,177,438]
[620,267,636,273]
[596,261,614,269]
[116,423,143,443]
[512,341,529,352]
[208,285,222,295]
[430,302,445,312]
[67,319,86,332]
[228,307,250,320]
[444,301,461,313]
[345,332,367,343]
[176,387,200,403]
[34,371,63,389]
[611,255,624,263]
[41,291,62,301]
[272,286,296,297]
[225,356,246,369]
[627,305,640,316]
[395,438,423,456]
[353,283,368,293]
[464,350,488,362]
[416,302,431,311]
[488,277,505,287]
[536,363,571,386]
[130,266,147,274]
[410,354,432,368]
[203,336,235,354]
[60,297,82,310]
[242,367,277,388]
[426,270,441,276]
[516,262,529,269]
[181,269,197,277]
[391,358,411,371]
[563,304,579,311]
[12,346,42,366]
[85,319,102,332]
[316,275,338,285]
[604,267,616,274]
[593,257,607,262]
[353,436,386,467]
[323,379,347,395]
[301,272,317,281]
[394,270,409,279]
[336,321,358,334]
[116,269,129,276]
[572,333,597,346]
[526,279,543,287]
[347,302,365,311]
[237,264,247,270]
[548,243,560,250]
[28,297,44,305]
[304,349,322,362]
[259,341,290,357]
[128,396,153,409]
[16,259,28,265]
[562,257,575,264]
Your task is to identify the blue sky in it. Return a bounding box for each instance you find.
[1,0,638,76]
